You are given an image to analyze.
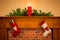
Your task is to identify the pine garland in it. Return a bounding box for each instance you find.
[7,8,53,16]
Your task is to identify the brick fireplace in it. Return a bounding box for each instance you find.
[8,29,52,40]
[0,16,60,40]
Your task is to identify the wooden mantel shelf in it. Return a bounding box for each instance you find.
[0,16,60,40]
[0,16,60,29]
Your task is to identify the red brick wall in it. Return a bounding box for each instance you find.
[8,29,52,40]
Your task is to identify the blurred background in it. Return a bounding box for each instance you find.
[0,0,60,16]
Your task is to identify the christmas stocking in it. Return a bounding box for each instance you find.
[10,19,20,37]
[41,20,51,37]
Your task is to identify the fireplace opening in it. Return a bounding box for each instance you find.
[8,28,52,40]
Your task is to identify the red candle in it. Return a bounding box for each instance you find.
[27,6,32,16]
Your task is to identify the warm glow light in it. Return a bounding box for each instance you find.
[27,3,32,8]
[28,4,32,7]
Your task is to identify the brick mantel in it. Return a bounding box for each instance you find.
[0,16,60,40]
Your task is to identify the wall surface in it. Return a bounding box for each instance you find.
[0,0,60,16]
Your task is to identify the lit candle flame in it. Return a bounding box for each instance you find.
[27,4,32,16]
[28,4,32,7]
